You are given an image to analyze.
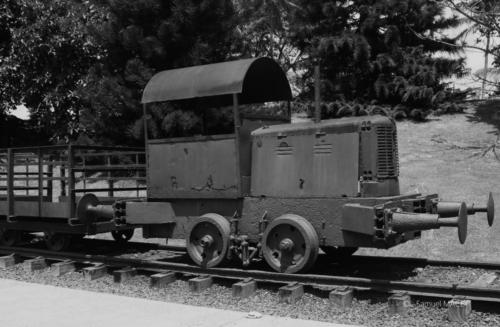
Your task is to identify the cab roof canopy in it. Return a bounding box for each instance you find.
[141,57,292,106]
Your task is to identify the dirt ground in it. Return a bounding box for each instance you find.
[359,100,500,261]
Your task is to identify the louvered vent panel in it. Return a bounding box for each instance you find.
[376,125,399,178]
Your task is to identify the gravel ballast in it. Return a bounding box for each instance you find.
[1,263,499,327]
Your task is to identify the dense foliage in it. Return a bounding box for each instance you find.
[78,0,239,144]
[289,0,466,119]
[0,0,476,145]
[0,0,104,143]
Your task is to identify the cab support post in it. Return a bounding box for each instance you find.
[143,103,149,184]
[233,93,242,195]
[314,65,321,123]
[7,148,14,218]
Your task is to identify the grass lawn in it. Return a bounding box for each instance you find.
[359,100,500,261]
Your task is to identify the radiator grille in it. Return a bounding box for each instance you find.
[376,125,399,178]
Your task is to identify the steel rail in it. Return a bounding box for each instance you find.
[349,255,500,270]
[116,240,500,271]
[1,246,500,303]
[85,239,500,271]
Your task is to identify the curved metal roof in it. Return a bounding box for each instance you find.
[141,57,292,105]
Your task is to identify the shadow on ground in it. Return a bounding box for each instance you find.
[467,100,500,134]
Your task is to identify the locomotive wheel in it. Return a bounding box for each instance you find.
[321,246,358,261]
[44,233,72,252]
[111,229,134,243]
[186,213,230,268]
[0,230,22,247]
[262,214,319,273]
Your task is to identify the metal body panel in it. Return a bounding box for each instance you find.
[141,198,243,238]
[0,219,129,235]
[341,204,377,235]
[251,119,360,197]
[0,201,68,218]
[148,136,240,199]
[124,201,176,224]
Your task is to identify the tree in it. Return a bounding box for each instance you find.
[0,1,21,116]
[0,0,240,145]
[0,0,105,143]
[78,0,240,145]
[289,0,466,118]
[235,0,304,72]
[444,0,500,97]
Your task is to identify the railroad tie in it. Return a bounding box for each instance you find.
[150,271,176,288]
[0,254,17,269]
[278,282,304,304]
[447,297,471,322]
[470,272,498,287]
[23,257,47,272]
[232,278,257,298]
[113,267,137,283]
[83,264,108,281]
[388,292,411,316]
[51,261,76,277]
[188,275,213,293]
[329,286,354,309]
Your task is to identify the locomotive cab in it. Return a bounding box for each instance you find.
[144,57,293,200]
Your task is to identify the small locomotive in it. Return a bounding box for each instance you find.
[0,58,494,273]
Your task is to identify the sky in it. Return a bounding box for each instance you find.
[444,21,499,92]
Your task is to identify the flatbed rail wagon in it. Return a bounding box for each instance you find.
[0,145,145,250]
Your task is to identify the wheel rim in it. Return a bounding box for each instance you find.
[44,233,71,252]
[186,213,230,268]
[262,214,319,273]
[111,229,134,243]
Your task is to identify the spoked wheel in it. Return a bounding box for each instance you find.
[44,233,72,252]
[111,229,134,243]
[0,230,22,247]
[186,213,230,268]
[321,246,358,262]
[262,214,319,273]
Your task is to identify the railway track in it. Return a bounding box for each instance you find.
[88,238,500,274]
[84,238,500,271]
[1,244,500,305]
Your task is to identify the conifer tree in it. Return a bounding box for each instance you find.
[79,0,239,145]
[290,0,466,118]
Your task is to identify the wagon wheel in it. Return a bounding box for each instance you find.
[111,229,134,243]
[0,230,22,247]
[321,246,358,262]
[44,233,72,252]
[186,213,230,268]
[262,214,319,273]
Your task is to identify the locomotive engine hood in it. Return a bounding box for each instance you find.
[250,115,399,198]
